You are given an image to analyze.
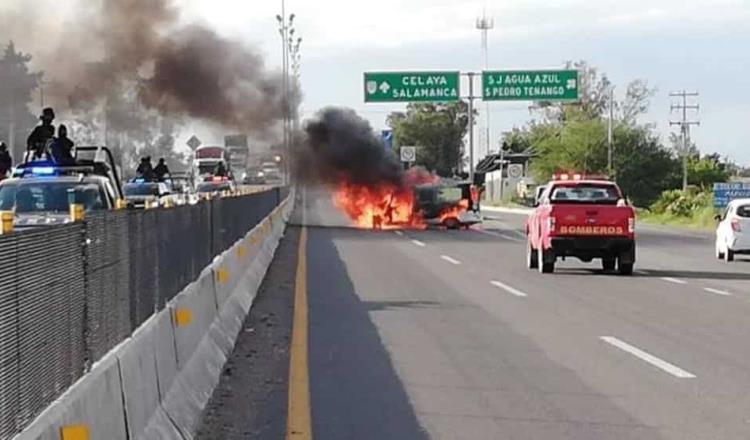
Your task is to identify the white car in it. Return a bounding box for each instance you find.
[715,198,750,262]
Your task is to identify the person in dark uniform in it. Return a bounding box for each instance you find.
[154,158,170,182]
[214,161,227,177]
[27,108,56,160]
[0,142,12,178]
[136,156,156,181]
[50,124,75,164]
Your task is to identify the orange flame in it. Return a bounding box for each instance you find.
[333,182,422,229]
[332,169,473,230]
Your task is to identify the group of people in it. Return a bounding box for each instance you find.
[136,156,171,182]
[26,107,75,164]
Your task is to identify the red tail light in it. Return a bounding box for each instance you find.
[547,216,556,233]
[731,219,741,232]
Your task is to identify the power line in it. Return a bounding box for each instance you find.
[669,91,700,191]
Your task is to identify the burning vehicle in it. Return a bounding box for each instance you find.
[297,107,484,231]
[414,180,481,230]
[331,170,482,230]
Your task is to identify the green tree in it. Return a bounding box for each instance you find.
[388,101,471,176]
[0,41,41,162]
[687,154,731,189]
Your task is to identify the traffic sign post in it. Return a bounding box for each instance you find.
[364,72,460,103]
[507,163,523,179]
[186,135,202,150]
[482,70,579,101]
[400,146,417,165]
[713,182,750,208]
[364,68,580,183]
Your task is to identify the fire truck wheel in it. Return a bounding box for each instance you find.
[538,249,555,274]
[527,242,539,269]
[617,260,634,275]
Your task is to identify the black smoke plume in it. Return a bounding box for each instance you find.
[1,0,290,134]
[297,107,404,187]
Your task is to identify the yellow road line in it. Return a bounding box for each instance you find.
[286,227,312,440]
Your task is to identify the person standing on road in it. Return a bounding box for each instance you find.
[50,124,75,164]
[27,107,56,160]
[154,158,170,182]
[0,142,12,179]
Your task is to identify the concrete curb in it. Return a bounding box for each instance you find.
[13,190,296,440]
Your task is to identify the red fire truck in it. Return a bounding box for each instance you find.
[526,174,636,275]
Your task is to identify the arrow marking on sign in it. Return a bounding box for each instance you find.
[379,82,391,93]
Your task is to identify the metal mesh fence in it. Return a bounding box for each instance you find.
[14,225,87,431]
[0,187,287,439]
[0,235,19,439]
[85,210,132,364]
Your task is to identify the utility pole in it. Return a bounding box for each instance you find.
[476,12,494,157]
[669,91,700,191]
[607,86,614,179]
[466,72,476,183]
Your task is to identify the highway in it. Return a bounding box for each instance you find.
[198,188,750,440]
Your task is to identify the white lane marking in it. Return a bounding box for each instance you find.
[394,230,404,236]
[704,287,732,296]
[440,255,462,265]
[411,239,426,247]
[478,229,522,242]
[490,280,528,297]
[600,336,696,379]
[660,277,687,285]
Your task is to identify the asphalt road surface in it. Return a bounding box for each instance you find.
[199,187,750,440]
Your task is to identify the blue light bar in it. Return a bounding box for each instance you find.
[134,178,145,183]
[31,167,56,175]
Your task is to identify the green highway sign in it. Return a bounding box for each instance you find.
[482,70,579,101]
[364,71,460,103]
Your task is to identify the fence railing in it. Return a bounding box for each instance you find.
[0,187,287,439]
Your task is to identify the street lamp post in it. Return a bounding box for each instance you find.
[277,2,303,186]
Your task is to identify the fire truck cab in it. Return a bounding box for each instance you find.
[526,174,636,275]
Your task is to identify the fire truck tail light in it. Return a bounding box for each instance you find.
[547,217,556,233]
[628,217,635,234]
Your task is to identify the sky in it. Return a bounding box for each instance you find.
[3,0,750,164]
[185,0,750,163]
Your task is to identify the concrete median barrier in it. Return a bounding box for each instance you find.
[14,355,128,440]
[118,315,182,440]
[13,190,294,440]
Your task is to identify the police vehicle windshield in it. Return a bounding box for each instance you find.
[123,182,161,196]
[0,181,107,213]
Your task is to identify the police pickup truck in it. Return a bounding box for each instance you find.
[526,174,636,275]
[0,146,124,229]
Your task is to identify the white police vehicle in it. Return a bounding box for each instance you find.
[0,146,123,228]
[123,179,180,209]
